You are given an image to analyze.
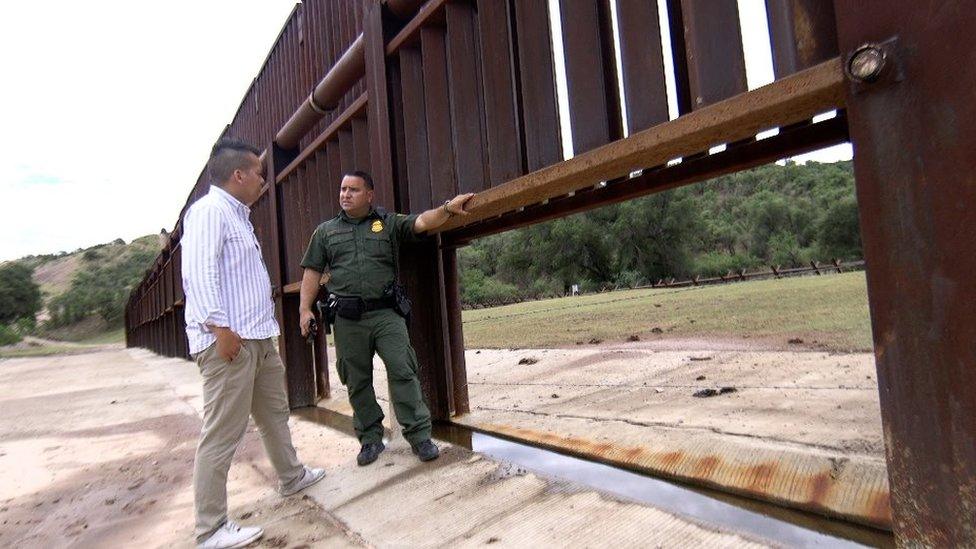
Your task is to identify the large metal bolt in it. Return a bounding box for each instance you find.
[847,44,887,83]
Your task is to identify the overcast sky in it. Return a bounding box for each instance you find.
[0,0,850,262]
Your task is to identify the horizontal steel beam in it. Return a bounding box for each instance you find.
[447,113,849,245]
[433,58,846,234]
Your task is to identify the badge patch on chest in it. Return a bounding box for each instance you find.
[371,220,383,233]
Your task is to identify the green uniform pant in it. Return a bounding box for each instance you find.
[334,308,432,445]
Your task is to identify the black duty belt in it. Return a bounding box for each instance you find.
[363,296,395,311]
[336,295,395,312]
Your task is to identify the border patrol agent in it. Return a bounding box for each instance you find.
[298,170,473,465]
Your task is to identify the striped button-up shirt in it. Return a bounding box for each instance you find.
[181,185,279,354]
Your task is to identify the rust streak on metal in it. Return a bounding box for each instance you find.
[475,421,892,530]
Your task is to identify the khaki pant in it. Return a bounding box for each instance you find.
[193,338,303,542]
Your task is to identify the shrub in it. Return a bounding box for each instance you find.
[694,252,762,277]
[460,268,521,307]
[0,325,21,346]
[0,263,42,325]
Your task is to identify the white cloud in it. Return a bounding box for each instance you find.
[0,0,295,261]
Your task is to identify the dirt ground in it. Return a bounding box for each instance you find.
[0,345,363,548]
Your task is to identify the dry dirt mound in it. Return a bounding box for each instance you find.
[32,254,81,300]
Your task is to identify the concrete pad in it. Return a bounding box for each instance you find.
[320,345,890,529]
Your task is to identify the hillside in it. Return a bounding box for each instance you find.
[8,234,161,340]
[32,254,83,309]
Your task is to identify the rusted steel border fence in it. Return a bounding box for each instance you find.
[124,1,976,543]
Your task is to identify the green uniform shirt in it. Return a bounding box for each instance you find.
[300,208,421,300]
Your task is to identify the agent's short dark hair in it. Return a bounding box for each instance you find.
[209,138,261,185]
[344,170,374,190]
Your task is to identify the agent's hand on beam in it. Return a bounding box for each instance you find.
[445,193,475,216]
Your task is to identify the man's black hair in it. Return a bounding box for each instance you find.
[209,138,261,185]
[345,170,374,190]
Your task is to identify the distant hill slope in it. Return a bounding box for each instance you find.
[9,235,161,336]
[32,254,83,302]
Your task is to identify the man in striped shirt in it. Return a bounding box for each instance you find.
[182,139,324,549]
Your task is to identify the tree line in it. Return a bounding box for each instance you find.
[458,160,861,307]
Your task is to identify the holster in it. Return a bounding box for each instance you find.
[384,281,412,324]
[318,294,338,333]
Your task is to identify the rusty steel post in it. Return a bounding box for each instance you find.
[833,1,976,545]
[267,144,316,409]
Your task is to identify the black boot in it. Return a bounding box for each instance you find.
[411,439,439,462]
[357,442,385,466]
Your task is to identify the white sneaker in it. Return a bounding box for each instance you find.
[280,465,326,496]
[197,521,263,549]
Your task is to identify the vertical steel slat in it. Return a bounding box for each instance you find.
[294,167,311,283]
[399,239,452,419]
[351,116,372,177]
[326,139,343,212]
[364,2,395,208]
[338,127,355,175]
[445,2,489,194]
[477,0,524,186]
[677,0,747,110]
[617,0,669,132]
[765,0,838,79]
[399,47,433,212]
[305,152,322,227]
[421,26,458,205]
[441,246,468,414]
[512,0,562,170]
[664,0,692,115]
[387,50,410,213]
[557,0,620,153]
[280,177,295,285]
[312,149,332,222]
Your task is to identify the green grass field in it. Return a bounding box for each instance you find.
[461,271,873,352]
[0,344,90,359]
[0,329,124,359]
